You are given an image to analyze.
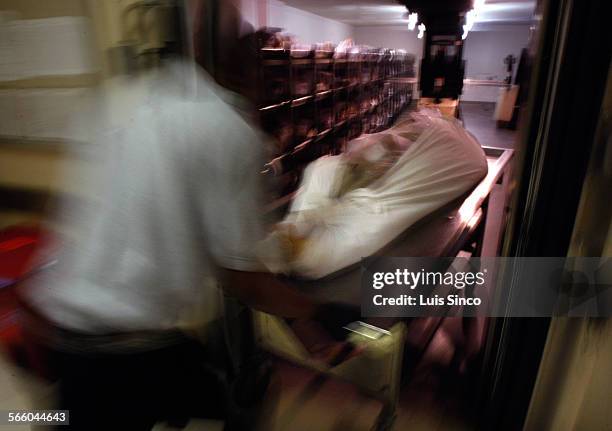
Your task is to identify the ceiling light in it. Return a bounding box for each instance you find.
[408,12,418,30]
[417,23,426,39]
[463,0,486,39]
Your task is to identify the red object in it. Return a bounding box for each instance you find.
[0,225,45,281]
[0,225,47,366]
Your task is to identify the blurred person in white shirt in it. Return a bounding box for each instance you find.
[19,1,344,429]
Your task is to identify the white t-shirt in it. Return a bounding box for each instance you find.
[26,62,268,334]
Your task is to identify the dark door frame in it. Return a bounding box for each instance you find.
[476,0,611,429]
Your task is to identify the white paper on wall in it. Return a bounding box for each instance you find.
[0,15,98,81]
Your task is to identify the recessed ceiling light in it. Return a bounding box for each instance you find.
[417,23,426,39]
[408,12,418,30]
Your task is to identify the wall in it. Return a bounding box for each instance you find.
[464,25,530,80]
[353,25,424,66]
[0,0,101,228]
[462,24,531,102]
[239,0,258,28]
[266,0,353,44]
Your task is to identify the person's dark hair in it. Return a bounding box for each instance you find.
[121,0,189,58]
[193,0,258,102]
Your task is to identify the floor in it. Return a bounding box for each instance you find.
[0,353,55,431]
[460,102,517,149]
[0,338,476,431]
[256,356,476,431]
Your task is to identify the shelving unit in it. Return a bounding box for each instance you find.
[257,45,416,198]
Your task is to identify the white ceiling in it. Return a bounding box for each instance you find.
[280,0,536,27]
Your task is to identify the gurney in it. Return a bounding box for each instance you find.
[256,134,513,429]
[263,111,489,280]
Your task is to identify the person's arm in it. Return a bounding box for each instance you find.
[196,108,322,318]
[220,268,360,341]
[219,268,318,319]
